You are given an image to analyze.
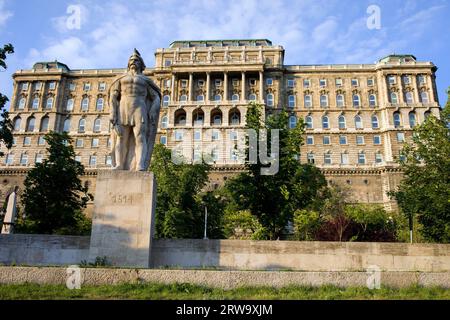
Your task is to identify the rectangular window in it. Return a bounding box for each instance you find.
[303,79,310,88]
[98,82,106,91]
[375,153,383,163]
[396,132,405,142]
[215,79,222,87]
[340,153,349,165]
[163,79,171,88]
[164,59,172,67]
[356,136,365,145]
[399,151,406,162]
[34,82,42,90]
[76,139,84,148]
[49,82,56,90]
[324,153,332,165]
[230,131,238,141]
[373,135,381,145]
[106,155,112,166]
[89,156,97,167]
[198,80,205,87]
[367,78,374,86]
[339,135,347,145]
[388,75,396,85]
[323,136,331,145]
[358,153,366,165]
[23,137,31,146]
[351,79,359,86]
[38,136,45,145]
[91,138,99,148]
[194,130,201,141]
[418,75,426,84]
[175,130,183,141]
[306,135,314,145]
[21,82,29,91]
[20,154,28,166]
[403,75,410,84]
[83,83,91,91]
[335,78,343,86]
[35,154,43,164]
[160,136,167,145]
[319,79,327,87]
[69,83,76,91]
[266,78,273,86]
[211,130,219,141]
[75,156,82,163]
[287,79,295,88]
[5,154,14,165]
[249,78,257,86]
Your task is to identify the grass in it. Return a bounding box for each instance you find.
[0,283,448,300]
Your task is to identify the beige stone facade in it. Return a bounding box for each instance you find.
[0,39,441,211]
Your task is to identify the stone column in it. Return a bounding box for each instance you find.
[171,73,176,103]
[427,73,436,103]
[259,71,264,103]
[206,72,211,103]
[189,73,194,102]
[39,82,46,110]
[397,74,404,104]
[412,74,420,104]
[223,72,228,102]
[241,72,246,102]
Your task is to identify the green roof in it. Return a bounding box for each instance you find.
[32,61,70,71]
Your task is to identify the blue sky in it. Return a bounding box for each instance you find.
[0,0,449,106]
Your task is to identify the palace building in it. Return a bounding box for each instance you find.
[0,39,441,213]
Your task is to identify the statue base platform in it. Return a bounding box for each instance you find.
[88,170,156,268]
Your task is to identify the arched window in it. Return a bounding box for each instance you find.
[196,94,204,102]
[214,94,222,102]
[304,95,312,108]
[371,115,379,129]
[266,93,274,106]
[405,92,413,104]
[174,109,187,126]
[336,94,344,107]
[63,118,71,132]
[193,109,204,126]
[288,95,295,108]
[390,92,398,104]
[338,115,346,129]
[18,97,26,109]
[161,116,168,129]
[212,112,222,125]
[369,94,377,106]
[288,115,297,129]
[355,115,363,129]
[46,97,54,109]
[322,116,329,129]
[66,98,74,111]
[13,117,21,131]
[420,91,429,103]
[409,112,416,128]
[320,95,328,107]
[78,118,86,132]
[232,94,239,102]
[305,116,313,129]
[393,112,401,128]
[424,111,431,120]
[32,97,40,109]
[163,95,170,106]
[96,98,104,111]
[179,95,188,104]
[93,118,101,132]
[230,109,240,125]
[352,94,360,107]
[26,117,35,132]
[81,97,89,111]
[40,116,49,132]
[248,93,257,101]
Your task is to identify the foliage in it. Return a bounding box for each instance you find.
[292,209,321,241]
[389,96,450,243]
[225,102,327,239]
[0,44,14,157]
[16,132,93,235]
[223,210,265,240]
[80,256,110,267]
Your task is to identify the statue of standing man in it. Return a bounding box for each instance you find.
[108,49,161,171]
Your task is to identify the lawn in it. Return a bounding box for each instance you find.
[0,283,448,300]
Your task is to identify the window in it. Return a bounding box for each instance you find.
[63,118,71,132]
[107,138,112,147]
[304,95,312,108]
[194,130,202,141]
[69,83,76,91]
[213,114,222,125]
[160,116,168,129]
[81,97,89,111]
[266,78,273,86]
[306,136,314,145]
[20,153,28,166]
[175,130,183,141]
[181,80,188,88]
[323,136,331,145]
[164,59,172,67]
[26,117,35,132]
[78,119,86,132]
[23,137,31,146]
[399,151,406,162]
[307,152,315,164]
[106,155,112,166]
[18,97,26,109]
[198,80,205,87]
[215,79,222,87]
[339,135,347,145]
[405,92,413,104]
[396,132,405,142]
[287,79,295,88]
[351,79,359,86]
[76,139,84,148]
[369,94,377,106]
[319,79,327,87]
[232,79,239,86]
[322,116,329,129]
[341,153,349,165]
[320,95,328,107]
[211,148,219,162]
[214,94,222,102]
[230,131,238,141]
[75,156,82,163]
[5,154,14,165]
[232,94,239,102]
[420,91,429,103]
[93,118,101,132]
[402,75,410,85]
[371,115,379,129]
[418,75,426,85]
[289,115,297,129]
[324,152,332,165]
[390,92,398,104]
[387,75,396,85]
[32,97,40,109]
[40,117,49,132]
[288,95,295,108]
[266,93,274,106]
[367,78,374,86]
[335,78,343,86]
[45,97,53,109]
[230,112,240,125]
[409,112,416,128]
[179,95,188,103]
[393,112,401,128]
[35,154,44,164]
[338,115,346,129]
[196,94,204,102]
[13,117,21,131]
[66,98,74,111]
[303,79,310,88]
[38,136,45,145]
[336,94,344,107]
[373,136,381,145]
[163,79,171,88]
[96,98,104,111]
[248,93,257,101]
[99,82,106,91]
[160,136,167,145]
[375,152,383,164]
[34,82,42,90]
[358,152,366,165]
[230,149,238,161]
[89,155,97,167]
[355,115,363,129]
[163,95,170,106]
[21,82,29,91]
[305,116,313,129]
[92,138,99,148]
[356,135,365,145]
[211,130,220,141]
[49,82,56,90]
[83,83,91,91]
[352,94,360,107]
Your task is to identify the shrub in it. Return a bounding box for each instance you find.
[223,210,264,240]
[292,209,321,241]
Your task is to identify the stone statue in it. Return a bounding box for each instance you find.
[1,186,18,234]
[108,49,162,171]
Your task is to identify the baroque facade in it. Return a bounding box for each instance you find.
[0,39,441,212]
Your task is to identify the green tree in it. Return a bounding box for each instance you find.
[0,44,14,156]
[225,102,327,239]
[389,92,450,243]
[17,132,93,235]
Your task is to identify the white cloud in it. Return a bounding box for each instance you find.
[0,0,13,28]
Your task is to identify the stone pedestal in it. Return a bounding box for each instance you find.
[88,170,156,268]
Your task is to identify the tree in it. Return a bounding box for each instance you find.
[389,92,450,243]
[18,132,93,235]
[0,44,14,156]
[225,103,327,239]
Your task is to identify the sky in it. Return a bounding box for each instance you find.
[0,0,449,107]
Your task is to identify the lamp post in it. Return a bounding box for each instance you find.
[203,205,208,240]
